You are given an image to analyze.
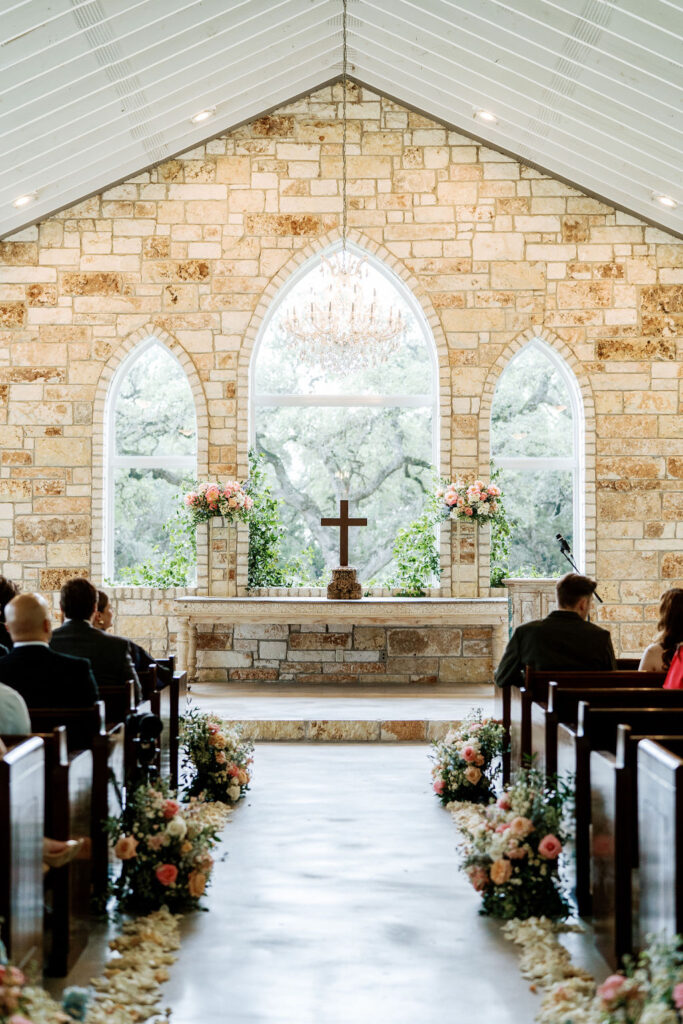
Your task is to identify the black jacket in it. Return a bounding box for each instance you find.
[0,644,98,709]
[0,622,12,651]
[50,619,140,697]
[494,610,616,688]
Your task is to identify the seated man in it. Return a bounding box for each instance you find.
[495,572,616,688]
[51,578,140,698]
[0,593,98,708]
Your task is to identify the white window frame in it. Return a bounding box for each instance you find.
[104,336,197,581]
[492,338,585,571]
[249,240,439,576]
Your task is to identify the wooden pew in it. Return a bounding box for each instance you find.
[591,725,683,969]
[38,727,92,977]
[559,704,683,917]
[535,683,683,776]
[637,738,683,946]
[156,656,186,790]
[28,701,119,895]
[0,735,44,972]
[498,657,646,783]
[511,669,665,776]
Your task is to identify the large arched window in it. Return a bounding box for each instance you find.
[491,340,583,576]
[251,247,438,585]
[106,339,197,581]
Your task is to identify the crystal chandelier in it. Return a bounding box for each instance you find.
[278,0,406,375]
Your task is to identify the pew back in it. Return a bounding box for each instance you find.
[637,738,683,944]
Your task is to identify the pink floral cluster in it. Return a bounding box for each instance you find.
[0,963,31,1023]
[596,973,683,1021]
[184,480,254,524]
[431,715,504,805]
[438,478,501,521]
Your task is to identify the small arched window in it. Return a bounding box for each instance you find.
[491,340,584,576]
[250,246,438,584]
[106,339,197,581]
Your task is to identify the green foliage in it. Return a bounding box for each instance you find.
[380,485,441,596]
[489,465,513,587]
[114,506,196,588]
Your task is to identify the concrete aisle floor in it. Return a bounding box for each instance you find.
[163,744,542,1024]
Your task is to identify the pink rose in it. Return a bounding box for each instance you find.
[155,863,178,887]
[490,858,513,885]
[433,779,445,795]
[465,765,482,784]
[205,484,220,502]
[207,723,219,734]
[462,745,477,763]
[228,764,240,777]
[184,491,198,507]
[509,816,535,838]
[114,835,138,860]
[467,865,489,892]
[147,834,166,852]
[673,982,683,1009]
[496,823,511,833]
[215,750,227,765]
[8,1017,34,1024]
[507,844,527,860]
[497,794,511,810]
[162,799,180,820]
[597,974,626,1004]
[465,507,474,516]
[538,834,562,860]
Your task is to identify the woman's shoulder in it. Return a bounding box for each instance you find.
[639,641,666,671]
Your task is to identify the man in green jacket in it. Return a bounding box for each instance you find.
[495,573,616,689]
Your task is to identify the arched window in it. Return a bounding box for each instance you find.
[251,246,438,584]
[491,339,583,576]
[106,339,197,581]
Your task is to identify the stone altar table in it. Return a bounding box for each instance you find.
[176,596,509,685]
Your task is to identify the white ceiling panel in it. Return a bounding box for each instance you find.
[1,0,681,240]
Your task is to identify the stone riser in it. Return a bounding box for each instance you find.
[231,719,459,741]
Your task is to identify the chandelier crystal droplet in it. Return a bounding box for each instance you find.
[278,0,406,374]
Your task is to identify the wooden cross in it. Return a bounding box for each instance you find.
[321,500,367,567]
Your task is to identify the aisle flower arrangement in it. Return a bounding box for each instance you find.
[108,782,221,914]
[593,936,683,1024]
[183,480,254,526]
[438,477,503,523]
[460,768,573,920]
[182,706,254,803]
[430,711,504,804]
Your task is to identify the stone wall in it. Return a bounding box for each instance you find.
[195,621,492,685]
[1,82,683,657]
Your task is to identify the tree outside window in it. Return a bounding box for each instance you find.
[251,251,438,584]
[491,341,583,576]
[107,340,197,582]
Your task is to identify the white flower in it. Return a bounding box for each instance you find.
[639,1007,679,1024]
[166,816,187,839]
[228,785,241,802]
[478,504,490,515]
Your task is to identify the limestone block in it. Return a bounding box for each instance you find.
[387,628,462,656]
[15,516,90,543]
[34,438,90,465]
[0,302,26,327]
[39,567,89,590]
[596,337,675,360]
[380,721,427,741]
[352,627,385,650]
[472,233,524,261]
[289,633,351,650]
[439,657,493,683]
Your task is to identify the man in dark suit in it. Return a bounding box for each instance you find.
[495,572,616,688]
[0,593,98,708]
[50,578,140,698]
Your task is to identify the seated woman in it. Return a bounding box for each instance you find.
[639,588,683,671]
[93,590,170,683]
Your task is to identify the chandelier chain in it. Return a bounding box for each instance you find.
[341,0,348,252]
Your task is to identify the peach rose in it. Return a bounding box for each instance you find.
[180,841,193,855]
[507,843,527,860]
[467,865,489,892]
[208,733,226,749]
[162,799,180,820]
[215,751,227,765]
[433,779,445,795]
[538,834,562,860]
[147,834,166,852]
[465,766,482,784]
[490,858,513,885]
[114,835,138,860]
[475,754,485,767]
[509,816,535,838]
[188,871,206,898]
[237,769,249,786]
[155,863,178,887]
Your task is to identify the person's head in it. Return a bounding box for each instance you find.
[656,588,683,665]
[0,577,20,623]
[556,573,598,620]
[5,593,52,643]
[93,590,113,632]
[60,577,97,622]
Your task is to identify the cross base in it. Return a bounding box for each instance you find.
[326,566,363,600]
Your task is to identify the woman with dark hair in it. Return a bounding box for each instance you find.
[639,588,683,671]
[93,589,169,681]
[0,576,20,650]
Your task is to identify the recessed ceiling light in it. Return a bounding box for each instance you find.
[190,107,216,125]
[652,192,678,209]
[474,109,498,124]
[12,192,37,208]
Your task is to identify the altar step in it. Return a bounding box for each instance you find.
[188,683,495,742]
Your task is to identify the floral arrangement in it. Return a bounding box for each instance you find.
[593,936,683,1024]
[438,477,502,523]
[460,768,572,920]
[183,480,254,526]
[182,706,254,803]
[107,781,220,913]
[0,941,91,1023]
[430,711,504,805]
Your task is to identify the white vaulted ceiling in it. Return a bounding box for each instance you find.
[1,0,682,240]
